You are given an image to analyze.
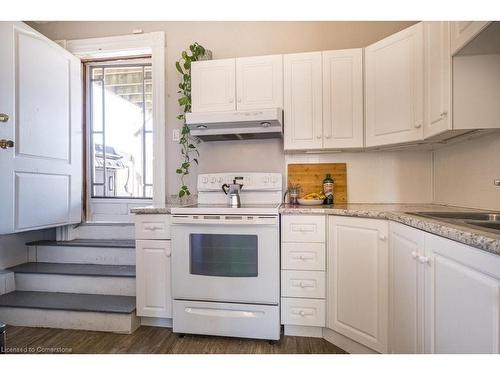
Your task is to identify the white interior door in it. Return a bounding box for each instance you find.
[0,22,82,234]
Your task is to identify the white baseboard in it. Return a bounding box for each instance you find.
[322,328,378,354]
[141,317,173,328]
[284,324,323,338]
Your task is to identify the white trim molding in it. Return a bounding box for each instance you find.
[66,32,167,208]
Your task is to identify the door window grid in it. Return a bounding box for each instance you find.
[89,62,153,198]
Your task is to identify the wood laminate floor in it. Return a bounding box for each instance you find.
[5,325,346,354]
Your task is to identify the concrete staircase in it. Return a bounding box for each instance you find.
[0,239,139,333]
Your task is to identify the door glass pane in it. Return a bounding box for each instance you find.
[190,234,258,277]
[88,63,153,199]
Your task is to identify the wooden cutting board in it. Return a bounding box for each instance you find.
[287,163,347,204]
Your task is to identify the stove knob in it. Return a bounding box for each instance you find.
[271,176,278,184]
[263,176,270,184]
[201,177,208,183]
[210,176,216,183]
[217,177,223,183]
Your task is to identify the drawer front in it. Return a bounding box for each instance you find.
[281,215,325,243]
[282,242,325,270]
[135,215,171,240]
[281,270,325,298]
[281,297,326,327]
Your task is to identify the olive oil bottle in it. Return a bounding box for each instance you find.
[323,174,334,205]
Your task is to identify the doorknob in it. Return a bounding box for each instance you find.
[0,113,9,123]
[0,139,14,149]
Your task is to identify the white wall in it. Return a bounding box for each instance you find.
[0,229,54,269]
[286,150,433,203]
[433,133,500,210]
[30,21,416,199]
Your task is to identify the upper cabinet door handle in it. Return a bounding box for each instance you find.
[411,251,419,259]
[379,234,387,241]
[0,113,9,122]
[414,123,422,128]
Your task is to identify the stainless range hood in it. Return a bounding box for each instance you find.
[185,108,283,141]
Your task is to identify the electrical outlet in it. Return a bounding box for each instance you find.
[172,129,180,142]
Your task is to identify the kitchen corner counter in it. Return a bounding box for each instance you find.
[279,203,500,255]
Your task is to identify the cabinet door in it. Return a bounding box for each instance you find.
[365,22,424,147]
[236,55,283,110]
[283,52,323,150]
[424,234,500,353]
[389,222,425,354]
[424,22,452,138]
[191,58,235,112]
[327,216,389,353]
[322,49,364,148]
[0,22,82,234]
[450,21,491,55]
[136,240,172,318]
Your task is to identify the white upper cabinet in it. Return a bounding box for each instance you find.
[322,49,364,148]
[284,52,323,150]
[450,21,491,55]
[365,22,424,147]
[236,55,283,110]
[0,22,82,234]
[424,234,500,354]
[327,216,389,353]
[191,58,236,112]
[423,21,452,138]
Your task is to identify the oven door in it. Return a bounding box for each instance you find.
[171,215,279,305]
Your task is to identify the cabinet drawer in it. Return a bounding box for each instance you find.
[281,215,325,243]
[281,298,325,327]
[135,215,171,240]
[282,242,325,270]
[281,270,325,298]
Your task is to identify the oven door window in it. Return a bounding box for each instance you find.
[189,233,258,277]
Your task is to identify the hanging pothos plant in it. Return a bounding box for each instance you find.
[175,42,208,198]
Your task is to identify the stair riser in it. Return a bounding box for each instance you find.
[72,224,135,240]
[30,246,135,265]
[15,274,136,296]
[0,307,139,333]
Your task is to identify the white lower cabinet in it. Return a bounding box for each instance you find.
[424,234,500,354]
[136,239,172,318]
[389,221,425,353]
[390,221,500,354]
[327,216,389,353]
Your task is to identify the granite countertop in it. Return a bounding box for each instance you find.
[130,203,187,214]
[280,203,500,255]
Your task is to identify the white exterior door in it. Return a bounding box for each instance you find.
[283,52,323,150]
[450,21,491,55]
[322,49,364,149]
[424,21,452,139]
[136,239,172,318]
[0,22,82,234]
[424,234,500,354]
[236,55,283,110]
[389,222,425,354]
[191,58,236,112]
[365,22,424,147]
[327,216,389,353]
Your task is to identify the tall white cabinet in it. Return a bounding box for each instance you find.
[283,52,323,150]
[423,21,452,138]
[322,49,364,149]
[365,22,424,147]
[327,216,389,353]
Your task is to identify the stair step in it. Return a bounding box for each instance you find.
[0,291,138,333]
[8,262,135,278]
[27,239,135,248]
[0,291,135,314]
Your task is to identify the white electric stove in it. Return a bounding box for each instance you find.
[171,173,283,341]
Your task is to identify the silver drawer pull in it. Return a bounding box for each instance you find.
[144,224,162,231]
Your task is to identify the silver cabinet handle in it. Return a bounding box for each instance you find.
[379,234,387,241]
[414,123,422,128]
[418,255,430,264]
[440,111,448,118]
[0,113,9,122]
[411,251,419,259]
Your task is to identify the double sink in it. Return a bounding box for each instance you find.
[409,211,500,234]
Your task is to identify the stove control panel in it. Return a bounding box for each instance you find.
[197,173,282,191]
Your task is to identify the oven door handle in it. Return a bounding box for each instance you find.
[184,306,265,319]
[171,215,278,226]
